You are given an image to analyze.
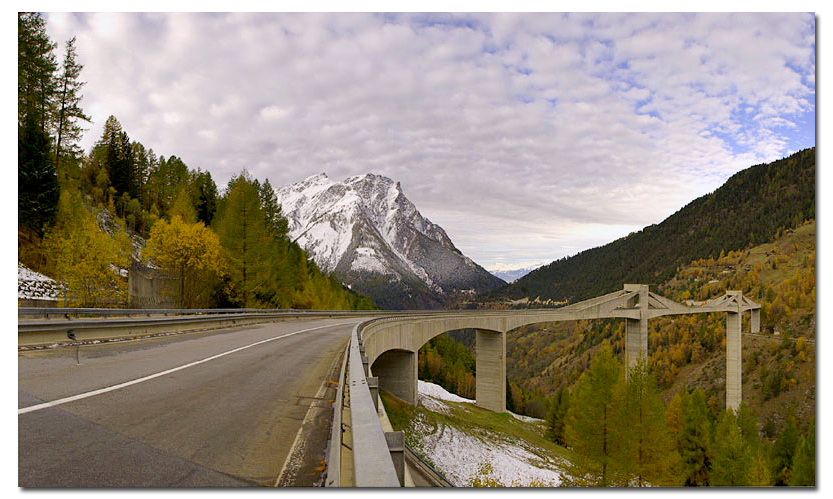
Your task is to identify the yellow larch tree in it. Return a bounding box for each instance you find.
[142,215,224,308]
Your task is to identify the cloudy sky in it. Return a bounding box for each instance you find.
[43,12,816,270]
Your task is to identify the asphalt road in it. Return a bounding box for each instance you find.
[18,318,358,487]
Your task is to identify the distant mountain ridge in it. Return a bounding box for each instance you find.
[486,262,546,283]
[487,147,815,304]
[275,173,505,309]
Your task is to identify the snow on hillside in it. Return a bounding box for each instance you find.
[273,172,505,308]
[414,381,562,486]
[18,263,61,301]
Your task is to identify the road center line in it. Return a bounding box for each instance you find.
[18,321,359,415]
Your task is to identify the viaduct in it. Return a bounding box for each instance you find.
[363,284,761,414]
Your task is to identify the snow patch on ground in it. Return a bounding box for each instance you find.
[18,263,61,301]
[409,412,562,487]
[413,381,562,486]
[509,412,545,424]
[418,380,473,403]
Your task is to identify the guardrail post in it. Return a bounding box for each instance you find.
[368,376,379,411]
[362,354,369,377]
[385,431,405,487]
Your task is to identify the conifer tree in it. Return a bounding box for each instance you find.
[18,12,57,131]
[788,417,814,486]
[53,36,90,178]
[19,113,59,234]
[735,402,760,450]
[18,13,60,235]
[214,172,272,307]
[771,412,799,485]
[169,186,197,224]
[678,388,712,486]
[564,343,621,486]
[710,408,753,486]
[665,390,686,445]
[613,359,682,486]
[545,387,570,446]
[193,169,218,226]
[259,178,289,237]
[749,446,773,486]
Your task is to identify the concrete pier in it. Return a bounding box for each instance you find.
[725,292,743,411]
[371,349,418,406]
[475,329,506,413]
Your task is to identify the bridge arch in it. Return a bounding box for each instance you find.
[365,319,506,411]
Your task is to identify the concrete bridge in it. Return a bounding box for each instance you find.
[361,284,761,413]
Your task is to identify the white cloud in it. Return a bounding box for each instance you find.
[43,12,815,268]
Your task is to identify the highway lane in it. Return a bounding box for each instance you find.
[18,318,359,487]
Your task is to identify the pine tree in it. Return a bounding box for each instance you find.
[665,390,686,444]
[735,402,760,450]
[710,408,753,486]
[748,445,773,486]
[53,36,90,179]
[787,417,814,486]
[613,359,682,486]
[564,343,621,486]
[193,169,218,226]
[678,388,712,486]
[19,113,59,235]
[214,172,272,307]
[18,13,60,235]
[545,386,570,446]
[771,412,799,485]
[169,186,197,224]
[18,13,57,131]
[259,178,289,237]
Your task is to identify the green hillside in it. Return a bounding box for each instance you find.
[486,148,815,304]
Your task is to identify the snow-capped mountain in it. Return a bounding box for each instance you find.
[275,173,505,309]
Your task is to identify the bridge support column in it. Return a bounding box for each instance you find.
[624,284,649,375]
[476,329,506,413]
[624,317,648,373]
[726,310,742,411]
[371,349,417,406]
[750,308,761,333]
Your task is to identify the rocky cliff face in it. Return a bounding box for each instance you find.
[275,173,505,309]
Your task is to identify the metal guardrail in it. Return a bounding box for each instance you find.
[346,321,401,487]
[18,307,453,319]
[17,309,399,348]
[325,341,350,487]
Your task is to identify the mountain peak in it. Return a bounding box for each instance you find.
[302,172,330,184]
[274,173,505,308]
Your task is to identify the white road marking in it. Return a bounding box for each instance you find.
[274,341,344,486]
[18,321,358,415]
